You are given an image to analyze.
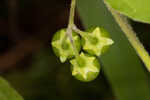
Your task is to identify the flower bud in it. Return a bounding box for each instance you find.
[82,27,114,56]
[70,52,100,82]
[51,29,81,63]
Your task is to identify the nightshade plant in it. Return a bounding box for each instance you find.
[51,0,114,82]
[1,0,150,100]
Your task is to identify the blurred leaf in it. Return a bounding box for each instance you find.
[105,0,150,23]
[0,77,23,100]
[77,0,150,100]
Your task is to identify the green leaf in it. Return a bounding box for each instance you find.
[0,77,23,100]
[77,0,150,100]
[105,0,150,23]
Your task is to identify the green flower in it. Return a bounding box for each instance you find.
[51,29,81,63]
[82,27,114,56]
[70,52,100,82]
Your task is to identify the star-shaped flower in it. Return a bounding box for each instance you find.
[82,27,114,56]
[51,29,81,63]
[70,52,100,82]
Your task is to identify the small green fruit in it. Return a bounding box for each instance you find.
[51,29,81,63]
[82,27,114,56]
[70,52,100,82]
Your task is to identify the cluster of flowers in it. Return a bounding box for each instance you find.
[51,27,114,82]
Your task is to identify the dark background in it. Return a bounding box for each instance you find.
[0,0,150,100]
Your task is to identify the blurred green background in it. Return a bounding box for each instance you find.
[0,0,150,100]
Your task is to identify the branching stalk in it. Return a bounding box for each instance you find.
[72,25,87,37]
[66,0,79,57]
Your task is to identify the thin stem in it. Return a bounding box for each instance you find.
[68,0,76,27]
[66,0,79,57]
[72,25,87,37]
[104,0,150,71]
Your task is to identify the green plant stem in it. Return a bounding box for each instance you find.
[104,0,150,71]
[72,25,87,37]
[66,0,79,57]
[68,0,76,27]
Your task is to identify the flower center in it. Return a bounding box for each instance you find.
[61,42,69,50]
[89,36,99,45]
[76,57,86,68]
